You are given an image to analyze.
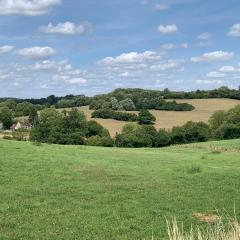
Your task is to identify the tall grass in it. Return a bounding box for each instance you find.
[166,218,240,240]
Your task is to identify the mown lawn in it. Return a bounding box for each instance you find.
[0,139,240,239]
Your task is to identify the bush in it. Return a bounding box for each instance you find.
[171,121,209,144]
[86,135,114,147]
[138,109,156,125]
[213,124,240,140]
[92,109,138,122]
[87,120,110,137]
[0,107,13,129]
[183,121,209,143]
[115,123,153,148]
[171,126,186,144]
[155,129,171,147]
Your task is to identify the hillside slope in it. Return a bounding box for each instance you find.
[0,139,240,239]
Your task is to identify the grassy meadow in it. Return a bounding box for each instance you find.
[0,139,240,239]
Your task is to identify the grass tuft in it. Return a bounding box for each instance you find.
[167,217,240,240]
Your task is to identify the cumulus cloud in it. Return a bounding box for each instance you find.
[206,71,226,78]
[161,42,188,50]
[191,51,234,63]
[18,46,56,59]
[33,60,71,71]
[196,79,222,85]
[154,4,168,11]
[197,32,212,40]
[0,0,61,16]
[40,21,92,35]
[228,23,240,37]
[0,45,14,54]
[98,51,163,65]
[219,65,240,73]
[67,78,87,84]
[158,24,178,34]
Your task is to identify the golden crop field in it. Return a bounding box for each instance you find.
[78,99,240,136]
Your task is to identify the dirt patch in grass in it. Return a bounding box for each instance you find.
[193,212,221,223]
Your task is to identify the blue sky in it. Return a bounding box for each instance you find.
[0,0,240,98]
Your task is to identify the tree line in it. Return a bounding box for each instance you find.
[2,104,239,148]
[1,86,239,110]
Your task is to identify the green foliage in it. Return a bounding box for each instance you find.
[209,110,227,131]
[86,135,114,147]
[210,105,240,139]
[119,98,136,111]
[0,107,13,129]
[87,120,110,137]
[30,108,88,145]
[155,129,171,147]
[138,109,156,125]
[28,106,38,126]
[92,109,138,122]
[55,95,90,108]
[115,123,153,148]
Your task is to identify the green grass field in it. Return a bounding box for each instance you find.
[0,139,240,240]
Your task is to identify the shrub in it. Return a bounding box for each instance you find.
[0,107,13,129]
[138,109,156,125]
[171,126,186,144]
[214,124,240,140]
[87,120,110,137]
[115,123,153,148]
[209,110,227,132]
[92,109,138,122]
[155,129,171,147]
[183,121,209,143]
[119,98,136,111]
[86,136,114,147]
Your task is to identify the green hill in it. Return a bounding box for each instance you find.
[0,139,240,239]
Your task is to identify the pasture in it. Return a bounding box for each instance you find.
[78,98,240,136]
[0,139,240,239]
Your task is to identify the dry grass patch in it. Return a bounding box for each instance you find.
[75,99,239,136]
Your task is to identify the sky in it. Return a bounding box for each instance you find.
[0,0,240,98]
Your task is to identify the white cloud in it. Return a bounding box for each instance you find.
[40,21,91,35]
[158,24,178,34]
[228,23,240,37]
[33,60,70,70]
[154,4,168,11]
[196,79,222,84]
[206,71,226,78]
[18,46,56,59]
[98,51,163,65]
[161,42,188,50]
[0,0,61,16]
[150,59,185,71]
[0,45,14,54]
[191,51,234,63]
[197,32,212,40]
[67,78,87,84]
[219,65,240,73]
[119,72,130,77]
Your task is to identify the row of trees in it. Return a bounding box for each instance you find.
[27,105,240,148]
[91,109,156,124]
[2,86,239,108]
[89,96,194,111]
[30,108,113,146]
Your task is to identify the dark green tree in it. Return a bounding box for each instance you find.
[138,109,156,125]
[0,107,14,129]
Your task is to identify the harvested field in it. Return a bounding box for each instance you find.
[78,99,240,136]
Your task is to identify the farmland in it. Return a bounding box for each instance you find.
[77,98,240,136]
[0,139,240,239]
